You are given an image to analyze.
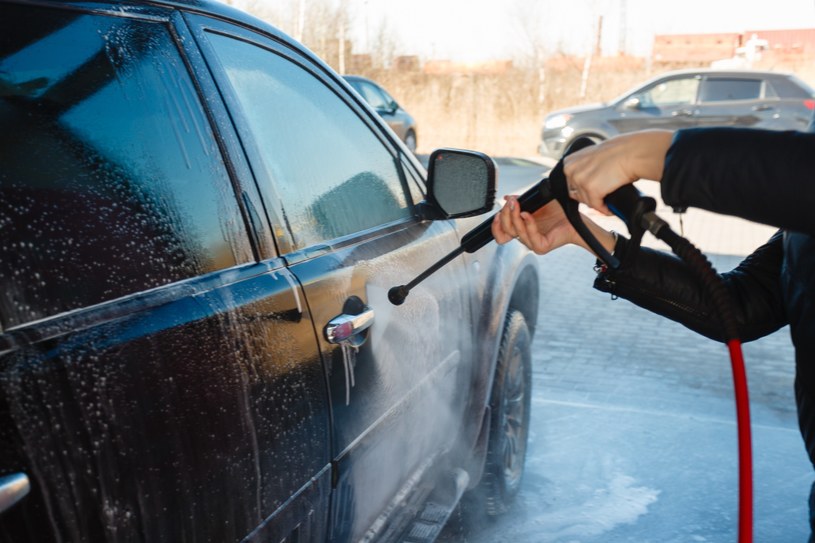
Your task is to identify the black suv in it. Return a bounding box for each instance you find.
[539,68,815,159]
[0,1,540,541]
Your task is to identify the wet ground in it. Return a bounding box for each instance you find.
[438,163,812,542]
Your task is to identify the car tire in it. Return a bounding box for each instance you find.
[481,309,532,516]
[404,130,417,153]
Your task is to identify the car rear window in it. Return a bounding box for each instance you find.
[0,5,250,328]
[699,78,762,102]
[769,75,815,98]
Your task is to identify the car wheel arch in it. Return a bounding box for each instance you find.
[454,308,533,519]
[403,129,417,153]
[568,131,607,148]
[457,249,539,485]
[476,249,539,390]
[481,308,532,514]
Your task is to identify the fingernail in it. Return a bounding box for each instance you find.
[508,199,515,211]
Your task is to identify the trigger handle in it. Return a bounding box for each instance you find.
[550,161,621,269]
[549,137,621,269]
[605,184,657,232]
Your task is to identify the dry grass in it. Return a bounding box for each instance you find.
[354,56,815,158]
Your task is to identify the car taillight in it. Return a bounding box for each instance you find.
[804,99,815,110]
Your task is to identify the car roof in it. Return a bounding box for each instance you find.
[649,67,794,79]
[342,75,374,84]
[608,67,797,105]
[28,0,335,81]
[35,0,290,46]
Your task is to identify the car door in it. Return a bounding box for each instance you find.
[764,74,815,131]
[0,4,331,541]
[692,76,774,128]
[190,17,476,542]
[610,74,701,133]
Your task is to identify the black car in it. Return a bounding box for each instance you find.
[539,68,815,159]
[344,75,418,153]
[0,1,540,541]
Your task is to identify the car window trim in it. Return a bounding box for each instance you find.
[172,11,278,261]
[4,0,171,21]
[0,259,284,345]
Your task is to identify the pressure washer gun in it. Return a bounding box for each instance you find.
[388,136,753,543]
[387,137,654,306]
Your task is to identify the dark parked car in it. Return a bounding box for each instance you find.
[0,1,540,542]
[539,68,815,159]
[344,75,418,152]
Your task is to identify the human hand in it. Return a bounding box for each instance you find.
[492,194,615,257]
[563,130,673,214]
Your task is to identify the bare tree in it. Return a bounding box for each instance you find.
[507,0,552,114]
[236,0,355,73]
[368,16,399,69]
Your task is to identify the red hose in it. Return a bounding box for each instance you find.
[728,339,752,543]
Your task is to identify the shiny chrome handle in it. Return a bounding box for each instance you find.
[324,307,374,344]
[0,473,30,514]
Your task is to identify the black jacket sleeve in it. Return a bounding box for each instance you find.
[590,126,815,342]
[593,231,787,343]
[662,127,815,236]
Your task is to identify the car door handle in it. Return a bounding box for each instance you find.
[0,473,30,514]
[752,104,773,111]
[324,307,375,344]
[671,109,694,117]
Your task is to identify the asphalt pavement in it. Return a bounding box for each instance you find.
[438,161,812,542]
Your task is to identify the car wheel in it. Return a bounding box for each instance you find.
[481,310,532,516]
[567,134,604,152]
[404,130,417,153]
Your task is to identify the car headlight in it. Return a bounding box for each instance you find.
[544,114,572,130]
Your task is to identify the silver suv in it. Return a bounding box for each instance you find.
[540,69,815,159]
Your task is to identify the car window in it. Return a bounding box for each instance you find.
[0,5,250,329]
[699,78,762,102]
[763,81,779,99]
[376,85,399,110]
[639,77,699,107]
[356,80,390,110]
[770,75,815,98]
[205,33,411,252]
[400,155,426,204]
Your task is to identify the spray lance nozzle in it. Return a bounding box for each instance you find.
[387,285,409,306]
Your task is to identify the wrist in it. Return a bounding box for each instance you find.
[577,221,617,258]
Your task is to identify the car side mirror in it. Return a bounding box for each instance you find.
[622,96,642,110]
[377,102,398,115]
[424,148,496,219]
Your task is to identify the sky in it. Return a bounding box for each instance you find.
[344,0,815,61]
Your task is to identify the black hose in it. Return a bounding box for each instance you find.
[655,227,739,341]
